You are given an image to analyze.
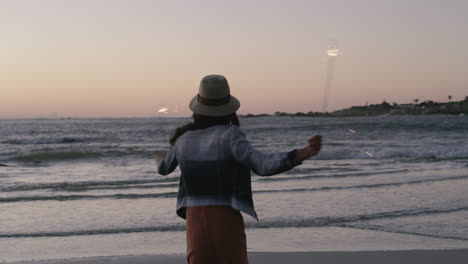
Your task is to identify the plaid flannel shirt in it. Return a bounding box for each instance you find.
[158,124,300,221]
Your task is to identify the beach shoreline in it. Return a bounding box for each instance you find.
[6,249,468,264]
[2,226,468,263]
[2,116,467,263]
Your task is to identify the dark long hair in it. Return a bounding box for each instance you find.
[169,113,240,145]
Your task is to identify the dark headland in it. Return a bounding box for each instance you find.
[241,97,468,118]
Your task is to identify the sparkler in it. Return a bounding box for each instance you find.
[346,127,375,158]
[327,48,340,57]
[158,107,169,113]
[156,104,186,115]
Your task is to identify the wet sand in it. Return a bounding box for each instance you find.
[8,249,468,264]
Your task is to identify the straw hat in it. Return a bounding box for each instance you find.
[189,75,240,116]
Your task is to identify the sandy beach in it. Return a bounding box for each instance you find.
[6,249,468,264]
[2,226,468,263]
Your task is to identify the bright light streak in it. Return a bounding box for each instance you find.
[327,48,340,57]
[348,129,357,134]
[365,152,374,157]
[158,107,168,113]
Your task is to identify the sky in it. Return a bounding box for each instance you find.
[1,0,467,118]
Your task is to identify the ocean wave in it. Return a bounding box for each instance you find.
[250,206,468,231]
[1,206,467,238]
[283,166,358,175]
[257,169,409,181]
[9,147,467,164]
[12,151,103,163]
[244,119,468,134]
[9,148,161,163]
[315,145,468,160]
[1,178,179,192]
[343,225,468,241]
[255,175,468,193]
[3,175,466,202]
[1,137,89,145]
[0,225,186,238]
[0,192,178,202]
[6,144,467,164]
[63,182,180,191]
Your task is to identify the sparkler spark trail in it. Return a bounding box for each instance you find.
[322,40,340,112]
[347,128,375,158]
[320,41,374,159]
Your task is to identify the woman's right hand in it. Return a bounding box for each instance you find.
[294,135,322,163]
[156,152,166,163]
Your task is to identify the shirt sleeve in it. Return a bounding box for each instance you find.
[157,146,179,176]
[229,126,302,176]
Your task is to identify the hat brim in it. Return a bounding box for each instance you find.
[189,95,240,116]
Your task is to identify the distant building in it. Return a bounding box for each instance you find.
[397,104,421,109]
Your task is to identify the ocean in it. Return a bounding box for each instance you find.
[1,115,467,262]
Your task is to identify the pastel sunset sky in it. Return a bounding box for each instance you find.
[1,0,467,118]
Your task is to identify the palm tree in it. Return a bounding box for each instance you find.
[413,99,419,104]
[448,95,452,101]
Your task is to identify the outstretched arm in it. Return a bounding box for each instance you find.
[156,147,178,175]
[229,126,321,176]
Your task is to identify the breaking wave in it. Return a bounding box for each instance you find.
[2,206,467,239]
[1,178,179,192]
[13,151,103,163]
[0,192,178,202]
[10,148,159,163]
[315,145,468,160]
[3,175,466,202]
[1,137,89,145]
[7,145,468,164]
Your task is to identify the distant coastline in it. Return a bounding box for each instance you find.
[2,97,467,120]
[241,97,468,118]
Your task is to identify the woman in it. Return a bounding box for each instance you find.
[157,75,322,264]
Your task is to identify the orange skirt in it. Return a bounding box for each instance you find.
[185,206,248,264]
